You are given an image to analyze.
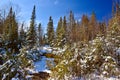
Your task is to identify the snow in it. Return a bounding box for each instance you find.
[116,48,120,55]
[34,56,54,72]
[26,75,32,80]
[52,47,67,54]
[43,69,52,73]
[0,48,6,55]
[40,46,52,53]
[105,65,108,69]
[25,68,37,74]
[11,68,15,72]
[102,71,108,75]
[31,46,54,72]
[2,74,7,80]
[34,56,47,72]
[11,78,20,80]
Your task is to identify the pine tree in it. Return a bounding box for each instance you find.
[19,22,26,46]
[11,12,18,42]
[56,17,66,47]
[43,34,47,45]
[62,16,67,42]
[3,7,12,41]
[56,17,62,38]
[46,16,55,46]
[26,5,36,48]
[67,11,76,43]
[0,47,33,80]
[56,17,62,43]
[38,23,43,46]
[3,7,18,52]
[63,16,67,33]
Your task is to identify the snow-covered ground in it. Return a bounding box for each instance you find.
[34,56,53,72]
[34,45,53,72]
[34,56,48,72]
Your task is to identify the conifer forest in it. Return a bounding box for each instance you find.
[0,0,120,80]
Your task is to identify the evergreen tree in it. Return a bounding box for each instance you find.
[56,17,66,47]
[69,11,75,29]
[3,7,18,42]
[56,17,62,38]
[11,13,18,42]
[38,23,43,46]
[67,11,76,43]
[43,34,47,45]
[63,16,67,33]
[0,47,33,80]
[62,16,67,42]
[46,16,55,46]
[19,22,26,46]
[3,7,18,52]
[97,22,106,35]
[26,5,36,48]
[3,7,12,41]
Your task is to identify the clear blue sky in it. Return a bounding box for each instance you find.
[0,0,112,31]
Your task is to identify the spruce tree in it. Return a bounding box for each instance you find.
[46,16,55,46]
[56,17,66,47]
[19,22,26,46]
[12,12,18,42]
[3,7,13,41]
[38,23,43,46]
[43,34,47,45]
[56,17,62,38]
[62,16,67,42]
[26,5,36,48]
[63,16,67,33]
[3,7,18,52]
[67,11,75,43]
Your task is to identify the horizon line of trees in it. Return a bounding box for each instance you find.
[0,1,120,51]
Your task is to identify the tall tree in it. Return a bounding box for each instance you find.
[38,23,43,46]
[80,14,89,41]
[89,12,97,40]
[56,17,66,47]
[26,5,36,47]
[56,17,62,38]
[19,22,26,46]
[3,7,18,52]
[11,13,18,42]
[67,11,76,43]
[63,16,67,33]
[62,16,67,42]
[46,16,55,46]
[97,22,106,35]
[3,7,12,41]
[109,0,120,30]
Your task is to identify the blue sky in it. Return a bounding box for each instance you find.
[0,0,112,31]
